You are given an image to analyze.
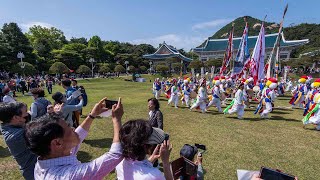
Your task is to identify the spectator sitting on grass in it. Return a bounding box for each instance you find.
[115,120,173,180]
[24,97,124,180]
[0,102,37,180]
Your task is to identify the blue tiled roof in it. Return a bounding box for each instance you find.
[193,33,309,52]
[143,42,193,62]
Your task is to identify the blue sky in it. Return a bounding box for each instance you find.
[0,0,319,50]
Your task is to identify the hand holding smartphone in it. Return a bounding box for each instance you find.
[105,99,118,109]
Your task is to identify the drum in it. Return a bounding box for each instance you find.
[225,88,232,95]
[247,89,254,97]
[253,86,260,93]
[190,91,197,99]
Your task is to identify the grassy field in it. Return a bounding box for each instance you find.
[0,77,320,180]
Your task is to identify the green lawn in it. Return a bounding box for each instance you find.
[1,77,319,180]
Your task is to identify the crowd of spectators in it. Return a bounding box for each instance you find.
[0,73,201,180]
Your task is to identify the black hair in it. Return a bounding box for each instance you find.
[148,98,160,110]
[24,112,64,157]
[0,102,27,124]
[61,79,71,87]
[119,119,153,161]
[71,79,77,83]
[30,88,45,97]
[52,92,64,104]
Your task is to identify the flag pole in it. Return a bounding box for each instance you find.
[266,4,288,79]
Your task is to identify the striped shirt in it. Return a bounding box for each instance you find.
[34,127,123,180]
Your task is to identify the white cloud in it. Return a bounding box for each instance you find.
[131,34,206,50]
[20,21,54,31]
[192,19,231,30]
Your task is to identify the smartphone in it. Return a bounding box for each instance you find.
[195,143,206,151]
[105,100,118,109]
[164,134,170,141]
[260,167,295,180]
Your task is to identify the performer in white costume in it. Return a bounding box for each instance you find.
[190,78,208,113]
[259,78,277,118]
[303,92,320,130]
[224,83,246,119]
[168,79,179,108]
[152,78,161,99]
[181,78,191,107]
[290,76,308,108]
[207,77,222,112]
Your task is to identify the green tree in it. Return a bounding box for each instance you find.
[172,63,182,72]
[51,49,83,70]
[156,64,169,75]
[26,25,67,54]
[62,43,87,61]
[88,35,103,49]
[188,60,204,70]
[76,65,91,74]
[98,63,111,74]
[49,62,69,74]
[114,65,125,73]
[205,59,223,67]
[128,65,136,73]
[10,62,36,75]
[70,37,87,45]
[140,66,147,73]
[0,23,35,67]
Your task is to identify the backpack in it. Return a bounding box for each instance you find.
[33,99,51,118]
[79,86,88,106]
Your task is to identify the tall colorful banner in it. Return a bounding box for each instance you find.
[249,22,265,84]
[232,23,250,76]
[220,26,234,76]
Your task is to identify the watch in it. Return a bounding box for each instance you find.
[88,114,96,119]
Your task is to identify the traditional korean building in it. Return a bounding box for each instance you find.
[192,32,309,61]
[143,42,192,73]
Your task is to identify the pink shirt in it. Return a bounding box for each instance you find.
[34,127,123,180]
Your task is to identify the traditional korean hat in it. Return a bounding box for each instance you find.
[313,78,320,88]
[212,76,220,85]
[266,78,278,89]
[220,76,226,83]
[298,75,308,83]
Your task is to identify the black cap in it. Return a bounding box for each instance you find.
[180,144,198,161]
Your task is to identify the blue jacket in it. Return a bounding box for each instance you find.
[0,124,37,180]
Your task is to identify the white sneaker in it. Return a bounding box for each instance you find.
[237,116,243,119]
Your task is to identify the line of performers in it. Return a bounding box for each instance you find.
[290,76,320,130]
[153,75,320,130]
[152,76,281,120]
